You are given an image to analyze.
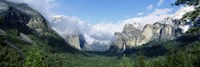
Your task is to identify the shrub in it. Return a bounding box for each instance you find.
[23,46,44,67]
[118,54,132,67]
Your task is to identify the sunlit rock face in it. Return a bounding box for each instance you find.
[141,24,154,44]
[159,24,175,40]
[52,16,87,50]
[64,33,87,50]
[122,24,144,47]
[111,23,176,52]
[65,33,81,50]
[113,32,124,49]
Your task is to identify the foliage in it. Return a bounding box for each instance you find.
[1,0,200,66]
[23,45,44,67]
[0,23,200,67]
[135,52,145,67]
[43,53,121,67]
[0,46,23,67]
[0,17,2,25]
[186,27,200,35]
[182,6,200,21]
[174,0,199,6]
[118,54,132,67]
[0,35,5,45]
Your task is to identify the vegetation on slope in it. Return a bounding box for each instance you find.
[3,28,199,67]
[174,0,200,6]
[182,6,200,21]
[1,0,200,67]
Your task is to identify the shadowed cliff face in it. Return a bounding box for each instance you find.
[0,0,81,53]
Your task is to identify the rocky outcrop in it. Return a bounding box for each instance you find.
[19,33,33,44]
[111,23,176,52]
[65,33,81,50]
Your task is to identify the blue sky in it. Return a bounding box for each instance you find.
[52,0,180,23]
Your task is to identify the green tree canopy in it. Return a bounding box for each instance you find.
[0,17,2,24]
[174,0,200,6]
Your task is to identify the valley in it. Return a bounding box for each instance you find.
[0,0,200,67]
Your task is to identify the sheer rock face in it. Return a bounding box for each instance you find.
[65,33,81,50]
[113,32,125,50]
[111,23,176,52]
[159,24,175,40]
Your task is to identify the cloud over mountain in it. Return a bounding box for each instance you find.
[7,0,58,20]
[7,0,193,51]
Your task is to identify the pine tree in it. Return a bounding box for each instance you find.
[23,46,44,67]
[166,47,174,67]
[174,0,200,6]
[135,52,145,67]
[118,54,132,67]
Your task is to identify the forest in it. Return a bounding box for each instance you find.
[0,0,200,67]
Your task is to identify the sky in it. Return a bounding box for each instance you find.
[8,0,190,51]
[53,0,179,23]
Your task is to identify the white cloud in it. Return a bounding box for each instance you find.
[173,6,195,19]
[7,0,184,51]
[123,8,172,26]
[51,15,83,36]
[147,4,154,11]
[49,6,194,51]
[51,15,122,46]
[82,8,173,46]
[83,22,124,45]
[81,8,173,47]
[158,0,164,6]
[151,8,172,15]
[137,12,144,16]
[7,0,59,20]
